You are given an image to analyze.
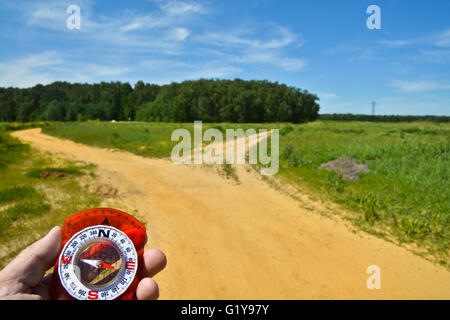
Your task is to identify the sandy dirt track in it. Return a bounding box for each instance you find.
[12,128,450,299]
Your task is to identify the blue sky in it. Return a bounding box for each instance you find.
[0,0,449,115]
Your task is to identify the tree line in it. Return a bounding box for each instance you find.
[319,113,449,123]
[0,79,320,123]
[0,81,159,122]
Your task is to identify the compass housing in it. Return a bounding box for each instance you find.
[49,208,147,300]
[75,239,124,289]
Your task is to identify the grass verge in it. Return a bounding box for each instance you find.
[278,121,449,266]
[0,128,100,269]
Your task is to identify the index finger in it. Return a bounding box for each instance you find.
[141,248,167,278]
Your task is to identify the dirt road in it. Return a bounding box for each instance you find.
[13,128,450,299]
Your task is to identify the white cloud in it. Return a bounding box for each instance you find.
[25,1,66,29]
[199,25,300,50]
[316,92,338,100]
[171,27,191,41]
[231,51,306,71]
[119,20,146,33]
[377,39,417,48]
[0,51,134,87]
[132,59,243,84]
[22,0,95,31]
[415,49,450,64]
[0,48,242,88]
[322,43,376,61]
[390,79,450,92]
[119,0,208,33]
[377,28,450,49]
[195,24,305,71]
[435,28,450,47]
[159,0,208,16]
[81,64,131,77]
[0,51,64,87]
[2,0,307,87]
[18,0,204,55]
[186,64,242,79]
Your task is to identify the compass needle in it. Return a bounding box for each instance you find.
[80,259,102,268]
[99,260,116,270]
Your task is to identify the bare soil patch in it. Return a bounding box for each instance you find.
[319,157,370,181]
[39,170,71,179]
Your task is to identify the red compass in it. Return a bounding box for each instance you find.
[49,208,147,300]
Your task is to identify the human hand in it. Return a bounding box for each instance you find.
[0,226,166,300]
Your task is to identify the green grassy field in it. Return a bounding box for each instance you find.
[278,121,449,265]
[42,121,286,157]
[0,125,100,268]
[42,120,450,265]
[43,121,189,158]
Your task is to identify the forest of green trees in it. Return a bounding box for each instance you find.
[319,113,449,123]
[0,79,320,123]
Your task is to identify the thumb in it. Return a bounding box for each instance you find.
[0,226,61,290]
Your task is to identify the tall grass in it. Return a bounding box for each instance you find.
[279,121,449,264]
[43,121,192,158]
[0,128,100,269]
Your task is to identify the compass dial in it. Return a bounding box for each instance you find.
[58,225,138,300]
